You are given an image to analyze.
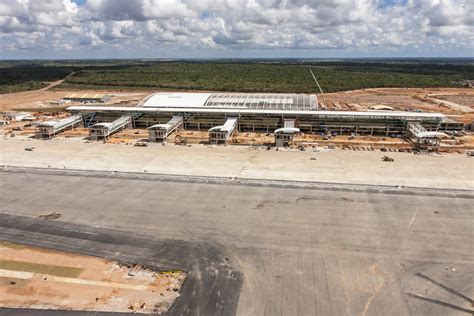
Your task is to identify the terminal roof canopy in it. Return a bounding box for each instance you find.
[141,92,318,111]
[141,93,213,108]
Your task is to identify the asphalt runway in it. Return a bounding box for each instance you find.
[0,167,473,315]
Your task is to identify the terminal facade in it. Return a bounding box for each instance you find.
[63,92,463,147]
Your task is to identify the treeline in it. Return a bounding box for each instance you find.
[1,60,473,94]
[62,62,472,93]
[0,61,149,94]
[0,64,75,93]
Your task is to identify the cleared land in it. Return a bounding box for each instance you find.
[324,87,474,123]
[0,89,146,112]
[0,241,185,314]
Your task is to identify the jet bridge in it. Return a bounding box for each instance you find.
[35,115,83,139]
[275,119,300,147]
[89,115,132,140]
[406,121,448,150]
[148,116,183,142]
[209,117,238,144]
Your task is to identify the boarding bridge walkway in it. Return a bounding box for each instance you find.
[275,119,300,147]
[406,120,450,150]
[89,115,132,140]
[35,115,83,139]
[148,116,183,142]
[209,117,238,144]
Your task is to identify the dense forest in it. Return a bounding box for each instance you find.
[1,59,473,94]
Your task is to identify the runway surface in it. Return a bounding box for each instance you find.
[0,167,473,315]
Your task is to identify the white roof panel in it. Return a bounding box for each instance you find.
[275,127,300,134]
[416,131,449,138]
[141,93,212,108]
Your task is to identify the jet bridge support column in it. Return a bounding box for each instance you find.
[275,119,300,147]
[148,116,183,142]
[89,115,132,141]
[209,117,238,144]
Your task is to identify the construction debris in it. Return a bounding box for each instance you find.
[134,141,147,147]
[37,212,62,220]
[0,242,186,314]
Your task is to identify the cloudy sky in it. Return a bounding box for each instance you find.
[0,0,473,59]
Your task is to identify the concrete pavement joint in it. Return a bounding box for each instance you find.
[1,165,473,199]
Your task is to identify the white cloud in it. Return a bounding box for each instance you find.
[0,0,473,57]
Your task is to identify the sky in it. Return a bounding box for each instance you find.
[0,0,473,60]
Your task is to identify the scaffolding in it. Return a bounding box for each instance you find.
[148,116,183,142]
[209,117,238,144]
[275,119,300,147]
[35,115,83,139]
[89,115,132,140]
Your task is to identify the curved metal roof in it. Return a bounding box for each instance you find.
[140,92,317,111]
[141,93,213,108]
[91,122,112,128]
[416,131,449,138]
[275,127,300,134]
[148,124,172,130]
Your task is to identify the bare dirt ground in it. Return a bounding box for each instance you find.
[324,87,474,122]
[0,241,185,314]
[2,124,473,152]
[0,80,147,112]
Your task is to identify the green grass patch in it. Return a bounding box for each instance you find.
[0,241,27,250]
[15,106,67,113]
[0,260,84,278]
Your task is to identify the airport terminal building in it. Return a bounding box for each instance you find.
[67,92,462,143]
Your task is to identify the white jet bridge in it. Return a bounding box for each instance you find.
[209,117,238,144]
[148,116,183,142]
[89,115,132,140]
[406,121,449,150]
[35,115,83,139]
[275,119,300,147]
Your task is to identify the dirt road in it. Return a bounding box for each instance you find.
[0,73,74,111]
[0,72,146,111]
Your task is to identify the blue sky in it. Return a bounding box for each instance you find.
[72,0,86,5]
[1,0,473,59]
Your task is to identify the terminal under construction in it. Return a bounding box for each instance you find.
[61,92,463,148]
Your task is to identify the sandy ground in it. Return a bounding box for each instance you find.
[0,241,185,314]
[0,86,147,112]
[0,137,473,190]
[323,88,474,121]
